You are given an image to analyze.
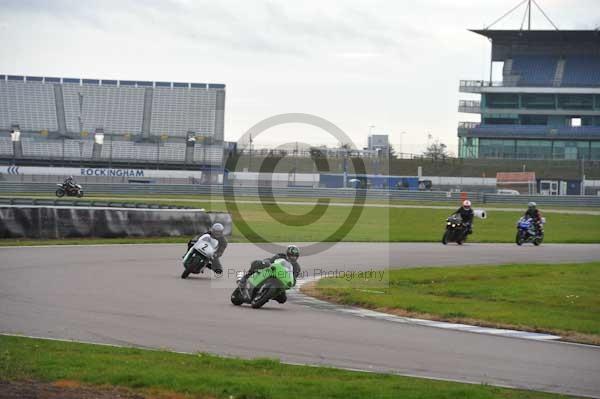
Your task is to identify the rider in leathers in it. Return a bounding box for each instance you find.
[186,223,227,275]
[454,199,474,234]
[524,202,543,235]
[239,245,301,304]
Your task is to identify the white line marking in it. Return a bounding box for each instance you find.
[292,277,561,341]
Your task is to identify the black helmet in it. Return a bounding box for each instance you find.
[286,245,300,261]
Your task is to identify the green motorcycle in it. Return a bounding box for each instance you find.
[231,259,295,309]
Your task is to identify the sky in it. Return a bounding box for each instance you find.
[0,0,599,155]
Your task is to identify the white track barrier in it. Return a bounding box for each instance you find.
[474,209,487,219]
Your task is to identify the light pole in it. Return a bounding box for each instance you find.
[10,125,20,166]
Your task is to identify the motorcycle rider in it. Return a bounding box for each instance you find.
[238,245,301,304]
[524,202,543,235]
[63,176,77,192]
[186,222,227,276]
[453,199,474,234]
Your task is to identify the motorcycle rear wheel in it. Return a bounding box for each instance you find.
[77,191,84,198]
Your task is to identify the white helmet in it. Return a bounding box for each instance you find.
[462,200,471,209]
[211,223,224,236]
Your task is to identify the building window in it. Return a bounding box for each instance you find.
[553,141,589,160]
[480,139,515,158]
[516,140,552,159]
[591,142,600,160]
[558,94,593,110]
[521,94,555,110]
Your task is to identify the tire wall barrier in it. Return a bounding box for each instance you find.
[0,206,232,239]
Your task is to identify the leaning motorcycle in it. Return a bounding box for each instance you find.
[231,258,295,309]
[181,233,218,279]
[515,217,545,246]
[442,215,469,245]
[55,183,83,198]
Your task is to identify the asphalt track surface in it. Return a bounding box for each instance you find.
[1,243,600,397]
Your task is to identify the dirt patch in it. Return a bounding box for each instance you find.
[0,380,146,399]
[0,380,205,399]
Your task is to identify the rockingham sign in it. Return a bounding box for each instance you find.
[81,168,146,177]
[0,166,204,179]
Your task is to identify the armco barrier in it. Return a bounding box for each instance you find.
[0,182,599,206]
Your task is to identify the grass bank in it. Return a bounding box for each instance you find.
[305,262,600,345]
[0,335,577,399]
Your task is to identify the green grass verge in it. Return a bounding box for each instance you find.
[0,335,577,399]
[2,194,600,245]
[308,262,600,345]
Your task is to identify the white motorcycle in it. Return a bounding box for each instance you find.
[181,233,218,279]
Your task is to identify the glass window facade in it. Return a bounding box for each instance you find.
[521,94,555,109]
[552,141,590,160]
[470,139,599,160]
[458,137,478,158]
[479,139,516,158]
[591,142,600,160]
[486,93,519,108]
[516,140,552,159]
[558,94,593,110]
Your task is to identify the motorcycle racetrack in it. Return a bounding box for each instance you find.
[1,243,600,397]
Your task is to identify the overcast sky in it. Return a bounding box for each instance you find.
[1,0,599,154]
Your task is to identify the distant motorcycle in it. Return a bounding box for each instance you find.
[55,183,83,198]
[181,233,218,279]
[442,215,469,245]
[516,217,545,246]
[231,258,294,309]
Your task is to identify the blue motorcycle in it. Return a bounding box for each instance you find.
[516,217,544,246]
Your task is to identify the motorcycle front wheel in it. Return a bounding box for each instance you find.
[181,269,191,279]
[515,232,524,246]
[55,188,65,197]
[442,230,449,245]
[231,288,244,306]
[251,283,276,309]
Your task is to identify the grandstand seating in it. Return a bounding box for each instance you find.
[21,137,62,159]
[150,88,216,137]
[0,136,13,155]
[20,137,93,159]
[193,144,223,165]
[62,84,145,135]
[511,55,558,86]
[0,81,58,131]
[159,142,186,162]
[100,140,185,162]
[562,56,600,87]
[63,139,93,159]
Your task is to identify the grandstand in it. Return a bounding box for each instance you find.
[0,75,225,168]
[458,30,600,160]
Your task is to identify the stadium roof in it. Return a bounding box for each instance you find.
[471,29,600,43]
[471,30,600,61]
